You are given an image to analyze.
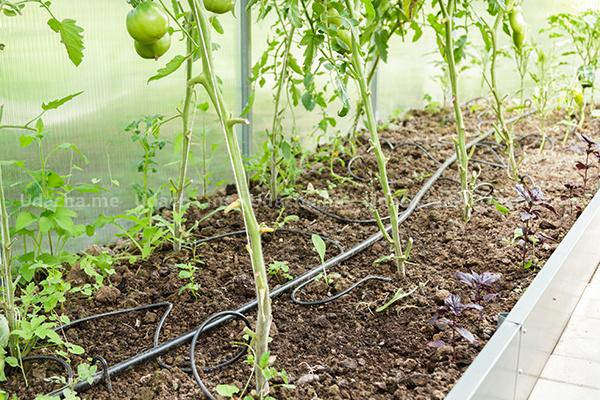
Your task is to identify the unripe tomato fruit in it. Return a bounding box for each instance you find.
[126,1,169,44]
[573,90,584,107]
[134,34,171,59]
[509,6,526,34]
[203,0,236,14]
[326,7,342,27]
[336,29,352,53]
[512,25,526,50]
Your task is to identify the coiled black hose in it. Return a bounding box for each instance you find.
[189,311,252,400]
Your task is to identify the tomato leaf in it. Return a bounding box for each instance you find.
[373,31,388,63]
[148,55,187,83]
[47,18,85,67]
[42,91,84,111]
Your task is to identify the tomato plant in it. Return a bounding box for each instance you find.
[126,1,169,44]
[203,0,236,14]
[134,34,171,59]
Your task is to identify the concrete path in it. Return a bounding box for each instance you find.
[528,270,600,399]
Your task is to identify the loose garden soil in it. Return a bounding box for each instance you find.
[2,104,598,400]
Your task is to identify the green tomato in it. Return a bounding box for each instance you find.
[327,7,342,27]
[512,25,526,50]
[573,90,584,107]
[203,0,236,14]
[126,1,169,44]
[509,6,526,34]
[134,34,171,60]
[336,29,352,53]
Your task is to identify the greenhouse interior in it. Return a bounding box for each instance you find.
[1,0,600,399]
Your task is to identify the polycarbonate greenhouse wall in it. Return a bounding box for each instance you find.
[1,0,598,249]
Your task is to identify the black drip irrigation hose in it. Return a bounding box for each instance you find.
[21,356,74,388]
[194,227,345,255]
[91,355,112,393]
[291,276,392,306]
[518,133,555,151]
[190,311,252,400]
[48,109,536,399]
[293,195,440,224]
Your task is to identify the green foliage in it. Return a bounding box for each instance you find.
[1,1,85,66]
[547,10,600,69]
[267,260,293,283]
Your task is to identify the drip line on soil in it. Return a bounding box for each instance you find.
[291,276,393,306]
[47,109,535,399]
[194,228,344,255]
[189,311,252,400]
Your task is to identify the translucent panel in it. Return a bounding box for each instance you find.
[377,0,600,117]
[1,1,240,248]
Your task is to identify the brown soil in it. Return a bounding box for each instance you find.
[2,105,597,400]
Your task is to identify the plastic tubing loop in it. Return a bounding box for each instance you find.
[194,228,344,255]
[348,142,441,183]
[471,142,507,168]
[436,177,495,198]
[21,355,74,388]
[48,108,537,399]
[291,276,392,306]
[91,355,112,393]
[292,195,440,225]
[189,311,252,400]
[518,133,555,151]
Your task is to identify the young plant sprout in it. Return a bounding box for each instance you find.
[509,185,557,268]
[311,234,338,285]
[572,132,600,200]
[455,271,500,306]
[428,294,482,362]
[561,182,583,214]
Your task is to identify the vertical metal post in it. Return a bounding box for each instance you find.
[239,0,252,158]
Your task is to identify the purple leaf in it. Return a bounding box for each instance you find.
[455,271,475,287]
[427,340,446,348]
[569,145,585,153]
[483,293,497,302]
[529,187,546,202]
[444,294,465,314]
[453,326,476,343]
[514,185,529,201]
[539,203,557,215]
[575,161,588,171]
[479,272,500,286]
[519,209,538,221]
[563,182,582,190]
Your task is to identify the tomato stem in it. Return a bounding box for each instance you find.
[187,0,272,397]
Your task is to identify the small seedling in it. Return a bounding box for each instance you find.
[455,271,500,306]
[178,262,201,298]
[267,260,293,283]
[427,294,482,362]
[570,132,600,200]
[507,185,557,268]
[455,271,499,319]
[311,234,338,285]
[561,182,583,214]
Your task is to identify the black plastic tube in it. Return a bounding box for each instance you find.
[49,110,534,398]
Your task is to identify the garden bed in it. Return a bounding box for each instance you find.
[2,106,597,400]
